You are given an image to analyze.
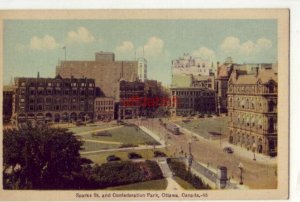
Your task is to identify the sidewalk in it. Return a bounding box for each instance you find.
[139,125,165,146]
[222,142,277,165]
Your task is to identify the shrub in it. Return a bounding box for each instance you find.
[167,160,210,189]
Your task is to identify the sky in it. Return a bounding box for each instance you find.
[3,19,277,86]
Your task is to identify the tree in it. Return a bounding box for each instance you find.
[3,122,91,189]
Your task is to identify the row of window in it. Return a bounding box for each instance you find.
[172,91,215,96]
[21,89,95,96]
[95,100,114,105]
[95,107,114,111]
[20,81,94,87]
[228,85,277,94]
[228,99,277,112]
[27,104,94,111]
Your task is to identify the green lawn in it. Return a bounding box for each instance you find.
[174,117,229,140]
[173,176,196,190]
[70,125,160,152]
[107,179,168,190]
[83,148,171,164]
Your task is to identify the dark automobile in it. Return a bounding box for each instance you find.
[106,155,121,162]
[128,152,142,159]
[223,147,234,154]
[153,151,167,157]
[198,114,205,118]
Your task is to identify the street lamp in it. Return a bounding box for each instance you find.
[252,143,257,161]
[238,162,244,185]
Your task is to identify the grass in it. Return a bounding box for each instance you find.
[174,117,229,140]
[107,179,168,190]
[83,148,172,164]
[173,176,196,190]
[70,124,160,152]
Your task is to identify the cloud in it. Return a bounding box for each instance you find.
[136,36,168,60]
[29,35,60,50]
[116,41,134,54]
[220,36,272,56]
[66,27,95,44]
[192,47,216,60]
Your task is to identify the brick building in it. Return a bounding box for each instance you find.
[227,68,278,156]
[170,87,216,116]
[56,52,139,101]
[119,80,145,119]
[94,97,115,121]
[12,74,95,124]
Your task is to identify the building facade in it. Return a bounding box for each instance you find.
[227,69,278,156]
[56,51,139,101]
[119,80,145,119]
[3,85,14,123]
[94,97,115,121]
[170,87,216,116]
[13,74,95,124]
[172,53,212,76]
[138,57,147,82]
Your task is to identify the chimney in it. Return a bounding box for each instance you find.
[37,72,40,79]
[235,70,239,80]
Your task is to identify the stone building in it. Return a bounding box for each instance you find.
[216,57,277,114]
[94,97,115,121]
[56,51,139,101]
[171,74,215,90]
[215,58,235,113]
[12,74,95,124]
[172,53,212,76]
[3,85,14,123]
[119,80,145,119]
[227,68,278,156]
[170,87,216,116]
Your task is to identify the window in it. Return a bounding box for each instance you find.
[29,105,34,111]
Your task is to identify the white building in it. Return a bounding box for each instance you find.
[172,53,212,76]
[138,57,147,82]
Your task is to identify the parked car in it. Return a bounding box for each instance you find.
[106,155,121,162]
[223,147,234,154]
[76,121,85,126]
[153,151,167,157]
[128,152,142,159]
[198,114,205,118]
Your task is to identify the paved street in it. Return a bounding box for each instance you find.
[136,117,277,189]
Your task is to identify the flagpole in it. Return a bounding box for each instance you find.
[62,46,67,61]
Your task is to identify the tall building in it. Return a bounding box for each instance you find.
[227,68,278,156]
[172,53,212,76]
[12,74,95,124]
[56,51,139,101]
[138,57,147,82]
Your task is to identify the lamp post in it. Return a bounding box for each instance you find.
[253,143,257,161]
[238,162,244,185]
